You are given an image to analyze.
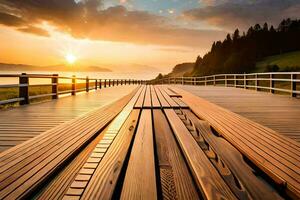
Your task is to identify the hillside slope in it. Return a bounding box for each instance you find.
[255,51,300,72]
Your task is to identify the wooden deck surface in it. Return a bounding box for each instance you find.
[175,85,300,143]
[0,85,138,152]
[0,85,299,199]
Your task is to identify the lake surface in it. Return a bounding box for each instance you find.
[0,71,158,85]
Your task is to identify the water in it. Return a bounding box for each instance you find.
[0,71,158,85]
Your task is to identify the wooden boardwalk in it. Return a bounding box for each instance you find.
[0,84,299,199]
[175,85,300,143]
[0,85,138,152]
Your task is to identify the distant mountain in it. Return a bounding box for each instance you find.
[154,62,194,80]
[167,63,194,77]
[0,63,112,72]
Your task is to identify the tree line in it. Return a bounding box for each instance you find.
[189,18,300,76]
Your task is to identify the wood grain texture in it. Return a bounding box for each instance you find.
[184,109,282,200]
[120,110,157,200]
[0,85,138,152]
[171,86,300,198]
[154,86,170,108]
[157,86,179,108]
[37,125,106,200]
[153,110,199,200]
[143,86,152,108]
[134,86,146,109]
[164,109,236,200]
[176,85,300,143]
[150,85,161,108]
[0,89,138,199]
[81,110,140,199]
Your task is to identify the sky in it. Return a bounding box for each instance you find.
[0,0,299,73]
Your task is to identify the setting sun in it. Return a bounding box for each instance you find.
[65,53,77,64]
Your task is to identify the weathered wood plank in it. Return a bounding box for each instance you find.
[143,86,152,108]
[172,86,300,198]
[157,86,179,108]
[81,109,140,199]
[120,110,157,200]
[171,97,188,108]
[154,86,170,108]
[0,90,138,199]
[153,110,199,200]
[183,109,282,200]
[0,86,138,153]
[134,86,146,109]
[164,109,236,199]
[150,85,161,108]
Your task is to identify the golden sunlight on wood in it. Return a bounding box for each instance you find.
[65,53,77,64]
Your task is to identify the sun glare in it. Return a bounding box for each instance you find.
[65,53,77,64]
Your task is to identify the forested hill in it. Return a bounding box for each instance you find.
[187,18,300,76]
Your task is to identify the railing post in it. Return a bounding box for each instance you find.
[52,74,58,99]
[72,75,76,95]
[19,73,29,105]
[291,74,296,97]
[255,74,258,91]
[104,79,107,88]
[86,76,89,92]
[112,79,115,87]
[244,74,246,89]
[182,77,184,85]
[99,79,102,89]
[109,79,111,87]
[121,79,123,85]
[234,75,237,87]
[270,74,274,94]
[95,79,98,90]
[205,77,207,86]
[213,75,216,86]
[225,75,227,87]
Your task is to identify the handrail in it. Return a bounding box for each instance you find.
[0,73,144,107]
[151,72,300,98]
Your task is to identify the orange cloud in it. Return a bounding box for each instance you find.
[0,0,226,47]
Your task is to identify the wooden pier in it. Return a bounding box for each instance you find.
[0,78,299,199]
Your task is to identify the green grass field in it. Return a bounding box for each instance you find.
[0,82,92,109]
[255,51,300,72]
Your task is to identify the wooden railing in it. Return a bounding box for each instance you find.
[151,72,300,97]
[0,73,144,106]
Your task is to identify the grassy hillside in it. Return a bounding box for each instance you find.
[255,51,300,72]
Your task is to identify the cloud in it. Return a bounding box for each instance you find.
[0,0,226,47]
[0,12,25,26]
[17,26,50,36]
[184,0,300,30]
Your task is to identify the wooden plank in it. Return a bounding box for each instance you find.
[65,89,141,199]
[150,85,161,108]
[183,109,282,200]
[172,86,300,198]
[0,90,138,199]
[164,109,236,199]
[37,125,106,199]
[81,110,140,199]
[0,85,138,153]
[134,86,146,109]
[153,110,199,199]
[157,86,179,108]
[178,86,300,144]
[120,110,157,200]
[165,87,182,97]
[143,85,152,108]
[171,97,189,108]
[154,86,170,108]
